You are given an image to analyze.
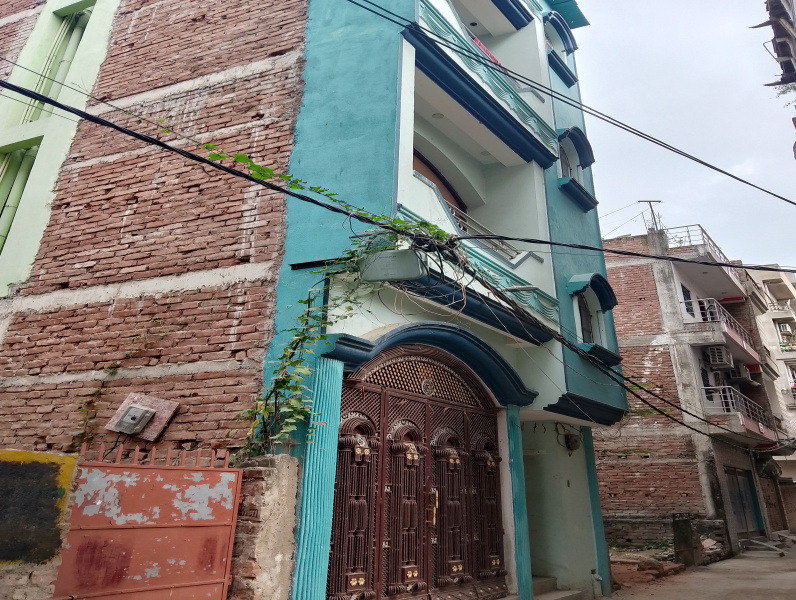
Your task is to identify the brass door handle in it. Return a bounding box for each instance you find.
[430,488,438,526]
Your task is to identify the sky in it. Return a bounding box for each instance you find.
[573,0,796,266]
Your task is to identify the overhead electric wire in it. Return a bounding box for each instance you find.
[601,211,646,237]
[343,0,796,208]
[598,201,641,219]
[450,233,796,275]
[2,80,783,451]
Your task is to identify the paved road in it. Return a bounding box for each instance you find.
[613,550,796,599]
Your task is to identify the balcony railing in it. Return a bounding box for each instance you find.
[681,298,755,348]
[781,342,796,352]
[448,205,521,260]
[663,225,741,286]
[703,386,775,429]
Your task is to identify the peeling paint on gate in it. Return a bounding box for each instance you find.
[53,447,241,600]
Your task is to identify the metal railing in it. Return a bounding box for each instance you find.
[663,225,741,286]
[702,386,775,429]
[448,205,521,260]
[681,298,755,348]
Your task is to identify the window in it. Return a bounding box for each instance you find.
[560,148,573,179]
[577,295,594,343]
[0,146,39,256]
[682,284,695,317]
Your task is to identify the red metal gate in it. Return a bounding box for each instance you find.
[53,445,242,599]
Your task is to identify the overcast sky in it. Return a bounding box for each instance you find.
[573,0,795,266]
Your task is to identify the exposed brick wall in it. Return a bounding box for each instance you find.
[1,284,271,377]
[0,14,39,81]
[92,0,307,101]
[782,483,796,532]
[0,0,43,20]
[605,264,662,338]
[603,234,651,262]
[595,433,705,518]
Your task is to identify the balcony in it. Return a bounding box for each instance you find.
[703,386,778,442]
[448,204,521,260]
[664,225,745,299]
[681,298,760,363]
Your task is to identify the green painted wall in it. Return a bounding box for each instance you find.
[545,57,625,409]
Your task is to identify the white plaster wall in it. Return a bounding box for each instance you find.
[522,422,599,595]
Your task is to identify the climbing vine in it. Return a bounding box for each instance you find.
[193,143,457,456]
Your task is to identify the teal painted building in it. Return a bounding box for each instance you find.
[271,1,627,598]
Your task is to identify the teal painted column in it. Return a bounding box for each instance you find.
[582,427,611,596]
[290,357,344,600]
[507,405,533,600]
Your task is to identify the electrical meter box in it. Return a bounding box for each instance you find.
[115,404,156,435]
[358,249,427,282]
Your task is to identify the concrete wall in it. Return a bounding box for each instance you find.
[523,421,600,594]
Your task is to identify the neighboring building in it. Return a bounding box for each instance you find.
[757,0,796,86]
[0,1,627,600]
[747,267,796,516]
[596,225,794,562]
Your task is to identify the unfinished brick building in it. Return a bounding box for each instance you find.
[0,0,306,597]
[596,225,795,563]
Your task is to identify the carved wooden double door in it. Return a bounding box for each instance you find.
[327,346,508,600]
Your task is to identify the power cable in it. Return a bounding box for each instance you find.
[3,79,786,450]
[343,0,796,208]
[601,211,646,237]
[450,234,796,275]
[598,201,641,219]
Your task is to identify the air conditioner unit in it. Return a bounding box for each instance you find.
[728,365,752,382]
[707,346,734,370]
[778,323,793,335]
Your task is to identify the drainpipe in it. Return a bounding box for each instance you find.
[0,146,38,255]
[0,150,25,214]
[47,9,92,102]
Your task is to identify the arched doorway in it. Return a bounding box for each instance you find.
[326,345,508,600]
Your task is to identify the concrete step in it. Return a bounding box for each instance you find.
[739,550,786,559]
[532,576,558,595]
[535,590,584,600]
[740,538,786,555]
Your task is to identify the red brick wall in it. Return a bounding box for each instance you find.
[605,264,662,338]
[0,13,39,80]
[0,0,307,460]
[92,0,306,101]
[782,483,796,532]
[0,0,43,20]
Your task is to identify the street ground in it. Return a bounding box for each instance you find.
[612,549,796,599]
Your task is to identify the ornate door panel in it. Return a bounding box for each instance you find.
[327,346,508,600]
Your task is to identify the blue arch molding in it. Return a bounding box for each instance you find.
[545,392,625,425]
[323,322,539,407]
[558,127,594,167]
[566,273,618,311]
[403,26,558,169]
[491,0,534,29]
[543,11,578,53]
[545,2,589,30]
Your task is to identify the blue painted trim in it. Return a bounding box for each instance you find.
[543,11,578,53]
[547,50,578,88]
[491,0,534,29]
[582,427,611,596]
[400,270,556,344]
[323,322,539,407]
[403,26,558,168]
[558,177,598,212]
[290,357,344,600]
[544,392,626,425]
[576,342,622,366]
[557,126,594,167]
[566,272,618,311]
[507,405,533,600]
